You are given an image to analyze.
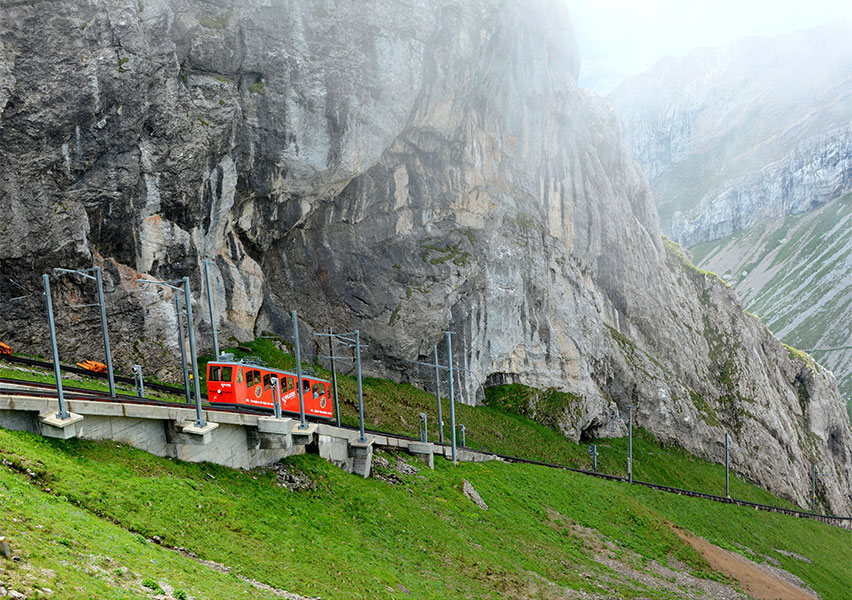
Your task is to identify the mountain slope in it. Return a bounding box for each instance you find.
[692,193,852,413]
[609,22,852,247]
[1,428,849,599]
[0,0,850,514]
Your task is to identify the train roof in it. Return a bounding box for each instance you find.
[207,359,329,385]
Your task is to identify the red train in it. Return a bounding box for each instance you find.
[206,357,334,420]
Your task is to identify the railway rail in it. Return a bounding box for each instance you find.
[1,365,850,526]
[1,354,186,395]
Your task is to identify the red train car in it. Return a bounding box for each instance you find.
[206,358,334,421]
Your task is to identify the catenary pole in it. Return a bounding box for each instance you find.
[42,274,68,420]
[355,329,366,443]
[628,404,633,484]
[202,259,220,359]
[183,277,205,428]
[433,344,444,444]
[328,328,340,427]
[445,331,456,463]
[292,311,308,430]
[174,295,192,405]
[93,267,116,397]
[725,433,730,497]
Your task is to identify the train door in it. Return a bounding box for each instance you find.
[262,372,274,407]
[234,366,245,404]
[282,374,296,409]
[300,378,312,404]
[207,364,235,404]
[245,369,263,405]
[313,380,330,415]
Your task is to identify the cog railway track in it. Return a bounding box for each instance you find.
[1,355,850,527]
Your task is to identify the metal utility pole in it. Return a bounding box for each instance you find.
[328,327,340,427]
[182,277,205,428]
[132,365,145,398]
[725,433,730,498]
[272,377,283,419]
[589,445,598,473]
[53,267,116,397]
[419,413,428,443]
[93,268,116,397]
[458,424,466,448]
[627,404,633,484]
[445,331,457,464]
[812,464,817,515]
[42,274,68,420]
[292,310,308,430]
[354,329,366,443]
[202,259,219,359]
[433,345,444,444]
[315,328,366,433]
[139,277,205,428]
[174,295,191,405]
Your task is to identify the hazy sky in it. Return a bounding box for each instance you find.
[564,0,852,95]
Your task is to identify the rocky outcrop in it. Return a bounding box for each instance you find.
[0,0,850,514]
[609,23,852,247]
[692,193,852,410]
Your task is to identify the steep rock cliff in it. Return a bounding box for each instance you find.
[692,193,852,410]
[0,0,850,514]
[608,23,852,247]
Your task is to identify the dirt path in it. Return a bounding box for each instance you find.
[673,528,819,600]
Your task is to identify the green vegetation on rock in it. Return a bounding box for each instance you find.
[199,8,233,30]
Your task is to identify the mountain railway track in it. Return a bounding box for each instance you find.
[1,354,187,395]
[1,366,849,527]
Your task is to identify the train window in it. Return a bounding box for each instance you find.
[286,377,294,391]
[236,368,243,383]
[312,382,319,397]
[209,366,220,382]
[302,379,311,391]
[221,366,232,381]
[246,370,255,387]
[263,374,272,390]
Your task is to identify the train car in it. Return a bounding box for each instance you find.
[206,356,334,421]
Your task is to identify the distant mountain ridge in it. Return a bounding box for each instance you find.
[692,193,852,415]
[609,22,852,248]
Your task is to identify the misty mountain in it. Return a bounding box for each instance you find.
[1,0,850,513]
[609,22,852,248]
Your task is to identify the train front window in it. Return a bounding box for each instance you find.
[236,368,244,384]
[220,367,232,381]
[209,366,220,382]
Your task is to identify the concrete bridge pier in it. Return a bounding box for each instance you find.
[1,395,500,478]
[38,411,84,440]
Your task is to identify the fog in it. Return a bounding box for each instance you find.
[563,0,852,94]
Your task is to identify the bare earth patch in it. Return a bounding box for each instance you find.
[543,508,749,599]
[672,528,821,600]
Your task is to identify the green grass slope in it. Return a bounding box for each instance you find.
[691,193,852,415]
[1,428,850,600]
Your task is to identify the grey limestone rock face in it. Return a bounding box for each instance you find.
[0,0,850,514]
